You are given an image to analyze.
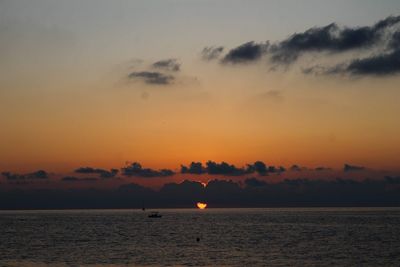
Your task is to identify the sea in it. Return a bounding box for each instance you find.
[0,208,399,266]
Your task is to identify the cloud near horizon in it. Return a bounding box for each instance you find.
[121,162,175,178]
[1,176,399,209]
[62,176,98,182]
[74,167,119,178]
[344,163,366,172]
[1,170,48,181]
[0,162,374,183]
[180,161,285,176]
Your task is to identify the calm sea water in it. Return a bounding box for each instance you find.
[0,208,399,266]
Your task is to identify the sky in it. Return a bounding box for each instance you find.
[1,0,400,185]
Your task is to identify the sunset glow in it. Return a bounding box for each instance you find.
[1,1,400,266]
[197,202,207,210]
[1,0,400,204]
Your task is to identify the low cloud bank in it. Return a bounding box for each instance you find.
[1,176,399,209]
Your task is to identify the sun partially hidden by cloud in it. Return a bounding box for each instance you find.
[196,202,207,209]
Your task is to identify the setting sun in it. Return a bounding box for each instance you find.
[196,202,207,209]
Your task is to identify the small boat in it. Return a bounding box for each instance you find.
[148,211,162,218]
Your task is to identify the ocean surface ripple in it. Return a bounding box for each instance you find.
[1,208,399,266]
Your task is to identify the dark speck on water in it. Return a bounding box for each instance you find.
[1,207,400,266]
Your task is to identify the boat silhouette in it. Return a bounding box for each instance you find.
[148,211,162,218]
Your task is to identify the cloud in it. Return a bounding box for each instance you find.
[201,46,224,60]
[384,176,400,184]
[128,71,174,85]
[180,161,285,176]
[74,167,118,178]
[206,179,241,190]
[270,24,375,64]
[390,31,400,49]
[62,176,98,182]
[181,162,206,174]
[270,15,400,65]
[343,163,366,172]
[121,162,175,177]
[246,161,268,175]
[160,180,205,205]
[306,49,400,76]
[1,170,48,181]
[214,15,400,76]
[152,59,180,72]
[221,41,269,64]
[206,161,247,175]
[180,161,247,175]
[246,161,285,175]
[343,49,400,75]
[289,165,308,171]
[117,183,155,195]
[1,172,21,180]
[30,170,48,179]
[1,177,400,208]
[315,166,332,171]
[125,58,184,86]
[244,177,268,187]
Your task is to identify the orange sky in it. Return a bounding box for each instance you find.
[1,1,400,174]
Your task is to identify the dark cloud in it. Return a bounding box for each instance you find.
[289,165,308,172]
[270,24,376,64]
[160,180,205,206]
[221,41,269,64]
[384,176,400,184]
[1,170,48,181]
[128,71,174,85]
[1,177,400,209]
[181,162,206,174]
[1,172,23,181]
[117,183,155,199]
[74,167,118,178]
[180,161,285,176]
[315,167,332,171]
[246,161,285,175]
[308,48,400,76]
[273,15,400,76]
[244,177,268,187]
[121,162,175,178]
[246,161,268,175]
[374,15,400,30]
[180,161,246,175]
[152,59,180,72]
[390,31,400,49]
[344,164,366,172]
[271,23,338,64]
[62,176,98,182]
[215,15,400,76]
[205,161,247,175]
[30,170,48,179]
[344,49,400,75]
[271,15,400,65]
[201,46,224,60]
[161,180,204,195]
